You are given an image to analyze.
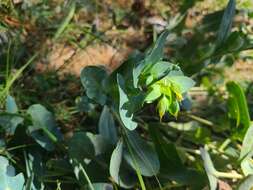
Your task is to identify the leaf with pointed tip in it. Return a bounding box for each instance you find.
[216,0,236,46]
[133,30,170,87]
[200,148,218,190]
[110,140,137,189]
[226,81,250,138]
[145,30,170,67]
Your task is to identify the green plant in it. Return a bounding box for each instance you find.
[1,0,253,189]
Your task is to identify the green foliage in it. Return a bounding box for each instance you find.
[238,175,253,190]
[99,106,118,145]
[110,140,137,189]
[27,104,62,151]
[0,156,25,190]
[240,124,253,175]
[80,66,109,105]
[216,0,236,46]
[1,0,253,189]
[227,81,251,138]
[200,148,218,190]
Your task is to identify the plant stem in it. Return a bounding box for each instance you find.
[185,113,214,127]
[214,171,243,179]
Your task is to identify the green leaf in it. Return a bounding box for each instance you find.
[226,81,251,137]
[200,148,218,190]
[6,95,18,113]
[145,30,170,66]
[110,140,137,189]
[149,125,205,189]
[217,0,236,45]
[237,175,253,190]
[68,132,110,166]
[68,132,95,161]
[99,106,118,145]
[145,61,183,86]
[0,156,25,190]
[86,132,111,155]
[117,74,137,130]
[0,114,23,135]
[168,100,180,117]
[145,84,161,103]
[133,30,170,87]
[148,125,184,173]
[240,124,253,175]
[224,31,245,52]
[27,104,62,151]
[24,151,45,190]
[168,76,195,94]
[81,66,108,105]
[124,131,160,176]
[76,96,95,112]
[148,61,174,80]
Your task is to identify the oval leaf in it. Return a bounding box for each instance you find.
[110,140,137,189]
[99,106,118,145]
[124,131,160,176]
[81,66,108,105]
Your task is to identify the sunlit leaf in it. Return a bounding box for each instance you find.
[145,84,161,103]
[0,156,25,190]
[200,148,218,190]
[6,95,18,113]
[117,74,137,130]
[237,175,253,190]
[226,81,251,137]
[110,140,136,189]
[133,30,170,87]
[240,124,253,175]
[168,76,195,94]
